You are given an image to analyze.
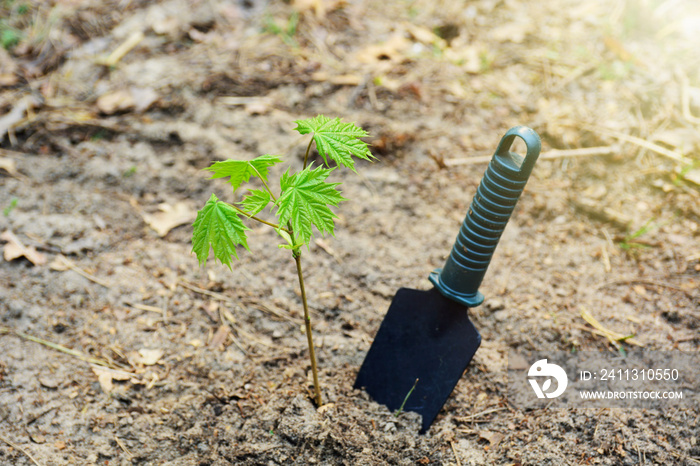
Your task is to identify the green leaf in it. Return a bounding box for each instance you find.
[276,227,294,248]
[241,189,271,216]
[294,115,373,171]
[276,166,346,247]
[205,154,282,192]
[192,194,250,268]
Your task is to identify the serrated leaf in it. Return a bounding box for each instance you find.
[205,154,282,192]
[192,194,250,268]
[241,189,271,216]
[276,166,346,247]
[294,115,373,171]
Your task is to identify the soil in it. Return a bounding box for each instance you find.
[1,0,699,464]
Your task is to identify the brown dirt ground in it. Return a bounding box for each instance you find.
[1,0,699,464]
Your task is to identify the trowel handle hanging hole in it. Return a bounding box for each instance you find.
[493,126,541,177]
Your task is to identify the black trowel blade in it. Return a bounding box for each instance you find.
[354,287,481,433]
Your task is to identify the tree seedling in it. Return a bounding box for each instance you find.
[617,219,657,252]
[191,115,373,406]
[394,378,419,417]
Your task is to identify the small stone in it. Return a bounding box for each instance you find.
[39,376,60,389]
[486,298,505,312]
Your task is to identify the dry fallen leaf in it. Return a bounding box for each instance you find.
[218,96,272,115]
[444,44,482,73]
[310,72,362,86]
[29,432,46,444]
[680,167,700,186]
[479,430,505,448]
[96,89,135,114]
[96,370,113,393]
[135,348,164,366]
[92,366,132,394]
[404,23,446,49]
[0,47,19,86]
[632,284,648,297]
[141,202,196,237]
[317,402,336,414]
[96,87,158,115]
[209,325,230,349]
[130,87,160,112]
[0,95,37,140]
[292,0,345,18]
[580,307,643,347]
[0,157,20,177]
[653,128,700,151]
[491,21,531,43]
[1,230,47,266]
[355,33,411,65]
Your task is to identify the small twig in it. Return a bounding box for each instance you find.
[126,302,163,313]
[571,198,631,230]
[456,406,507,422]
[227,333,248,354]
[0,434,43,466]
[114,436,133,459]
[670,450,700,465]
[450,440,462,466]
[0,326,113,367]
[25,404,60,426]
[49,255,111,288]
[601,229,614,273]
[551,63,597,92]
[245,299,303,325]
[635,441,642,466]
[99,31,144,67]
[444,146,618,166]
[588,126,692,166]
[598,278,694,299]
[686,252,700,262]
[178,280,236,304]
[236,327,293,351]
[314,238,341,263]
[178,280,302,324]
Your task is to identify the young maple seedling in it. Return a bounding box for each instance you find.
[191,115,373,406]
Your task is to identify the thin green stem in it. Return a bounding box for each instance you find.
[302,137,314,169]
[294,253,322,407]
[395,378,419,417]
[287,139,319,405]
[249,166,278,203]
[229,204,291,234]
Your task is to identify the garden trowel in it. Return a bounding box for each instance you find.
[354,126,541,433]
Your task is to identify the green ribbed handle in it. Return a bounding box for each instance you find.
[429,126,541,307]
